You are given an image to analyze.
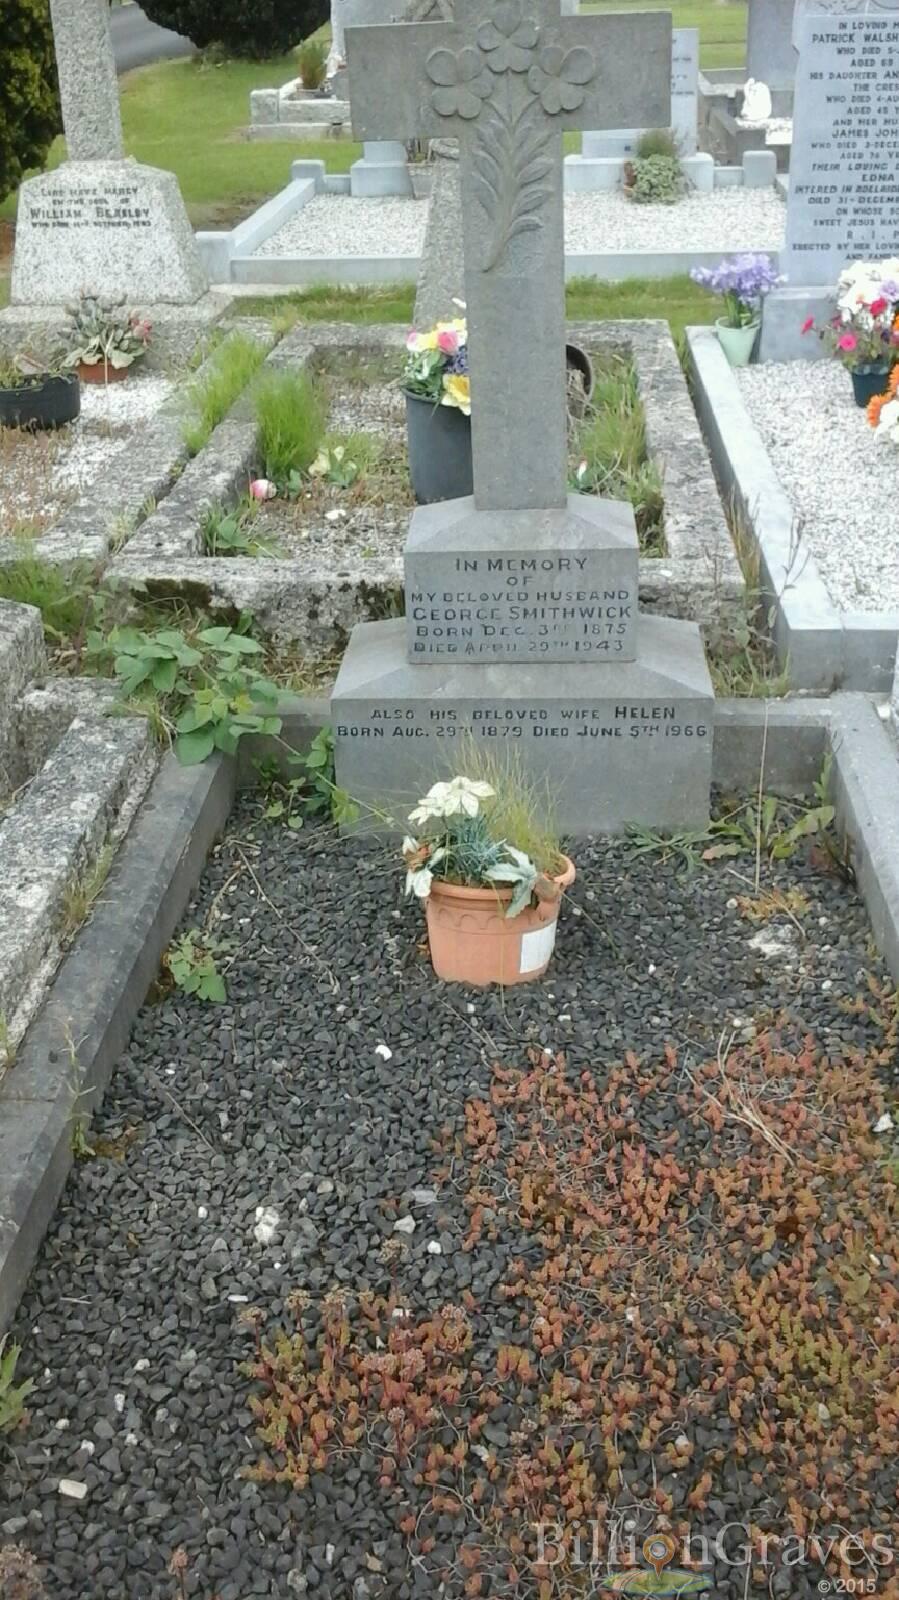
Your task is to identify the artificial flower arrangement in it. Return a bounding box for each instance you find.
[62,294,152,380]
[802,258,899,371]
[401,772,575,986]
[866,365,899,446]
[691,253,783,329]
[402,319,471,415]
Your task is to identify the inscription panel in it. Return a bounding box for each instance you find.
[27,183,153,232]
[404,550,638,662]
[786,11,899,283]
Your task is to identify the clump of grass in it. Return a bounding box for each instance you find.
[0,557,101,645]
[455,734,563,875]
[59,844,114,938]
[636,127,680,160]
[254,369,327,484]
[572,359,665,554]
[181,333,268,456]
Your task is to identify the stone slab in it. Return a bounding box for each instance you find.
[785,6,899,285]
[403,494,639,663]
[746,0,798,91]
[11,159,209,307]
[0,603,46,798]
[332,615,714,834]
[0,717,155,1041]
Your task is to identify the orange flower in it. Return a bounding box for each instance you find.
[889,365,899,396]
[868,393,887,427]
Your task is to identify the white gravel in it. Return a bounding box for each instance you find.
[253,195,429,259]
[737,360,899,615]
[52,374,175,495]
[254,187,786,259]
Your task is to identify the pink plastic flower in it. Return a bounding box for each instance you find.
[869,296,889,317]
[405,329,420,350]
[837,333,858,352]
[436,329,459,355]
[801,316,815,334]
[249,478,277,501]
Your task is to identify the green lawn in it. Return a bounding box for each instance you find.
[582,0,746,69]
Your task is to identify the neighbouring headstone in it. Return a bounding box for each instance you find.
[891,649,899,742]
[785,0,899,284]
[582,27,699,159]
[333,0,714,835]
[746,0,798,90]
[345,0,415,195]
[6,0,211,323]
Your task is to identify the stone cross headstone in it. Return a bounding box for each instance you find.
[785,0,899,285]
[746,0,799,91]
[7,0,209,314]
[347,0,671,511]
[333,0,714,835]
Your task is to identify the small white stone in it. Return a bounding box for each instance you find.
[466,1003,475,1014]
[394,1215,416,1234]
[317,1179,334,1196]
[325,1544,335,1567]
[197,1206,209,1220]
[59,1480,88,1500]
[325,509,345,523]
[55,1418,70,1431]
[411,1187,437,1205]
[114,1393,126,1414]
[817,1402,831,1423]
[821,979,833,992]
[375,1043,393,1061]
[675,1433,690,1450]
[134,1359,150,1373]
[125,1432,138,1446]
[80,1440,95,1456]
[427,1240,442,1255]
[648,964,656,976]
[726,898,738,910]
[625,1305,638,1325]
[228,1294,250,1304]
[557,1014,572,1023]
[254,1205,280,1245]
[874,1112,894,1133]
[471,1443,491,1463]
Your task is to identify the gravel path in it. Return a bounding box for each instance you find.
[253,188,786,259]
[737,361,899,613]
[1,799,896,1600]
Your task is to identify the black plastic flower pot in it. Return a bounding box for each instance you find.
[0,372,80,431]
[850,364,891,409]
[405,390,473,505]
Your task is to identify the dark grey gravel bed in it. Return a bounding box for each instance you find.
[1,798,896,1600]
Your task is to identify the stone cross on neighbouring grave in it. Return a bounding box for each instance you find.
[49,0,124,161]
[346,0,671,511]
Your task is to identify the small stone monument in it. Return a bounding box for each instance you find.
[760,0,899,360]
[740,78,773,124]
[582,26,699,159]
[333,0,714,835]
[3,0,216,348]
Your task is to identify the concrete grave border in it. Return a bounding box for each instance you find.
[109,319,744,651]
[687,323,899,695]
[2,688,899,1336]
[200,160,786,289]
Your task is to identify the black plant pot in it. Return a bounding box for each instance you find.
[405,391,473,505]
[0,372,80,431]
[404,344,595,506]
[850,364,891,409]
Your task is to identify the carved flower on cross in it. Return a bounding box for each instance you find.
[477,0,539,73]
[527,44,595,115]
[426,46,495,119]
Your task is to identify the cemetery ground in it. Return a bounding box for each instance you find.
[2,785,898,1600]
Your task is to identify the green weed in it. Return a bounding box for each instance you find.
[254,369,327,485]
[181,333,268,456]
[0,1337,33,1435]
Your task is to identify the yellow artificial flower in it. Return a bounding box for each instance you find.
[441,374,471,415]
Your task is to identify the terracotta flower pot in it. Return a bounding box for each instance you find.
[77,360,131,385]
[425,856,576,987]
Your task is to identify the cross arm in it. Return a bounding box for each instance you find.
[346,22,458,140]
[557,11,671,134]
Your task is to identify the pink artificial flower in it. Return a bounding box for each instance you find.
[436,329,459,355]
[405,329,420,350]
[869,296,889,317]
[249,478,277,501]
[801,316,815,334]
[837,333,858,352]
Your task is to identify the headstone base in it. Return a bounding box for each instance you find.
[0,293,228,367]
[11,159,209,307]
[759,285,836,364]
[332,616,714,835]
[350,142,413,197]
